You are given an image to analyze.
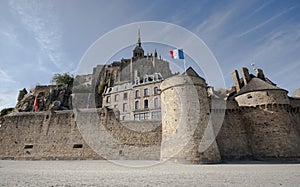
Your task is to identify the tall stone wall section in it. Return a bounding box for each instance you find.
[290,98,300,137]
[216,101,252,160]
[0,108,161,160]
[76,108,161,160]
[242,105,300,160]
[235,89,300,160]
[0,111,100,160]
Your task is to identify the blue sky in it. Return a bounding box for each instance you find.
[1,0,300,109]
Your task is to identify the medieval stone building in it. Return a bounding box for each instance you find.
[1,30,300,163]
[91,30,173,108]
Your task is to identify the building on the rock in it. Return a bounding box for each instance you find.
[91,29,174,107]
[102,72,163,121]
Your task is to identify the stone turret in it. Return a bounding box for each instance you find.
[160,67,221,164]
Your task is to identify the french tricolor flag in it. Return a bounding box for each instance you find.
[169,49,184,59]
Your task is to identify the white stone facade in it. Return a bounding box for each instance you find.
[103,73,163,121]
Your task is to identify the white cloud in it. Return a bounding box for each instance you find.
[195,7,234,42]
[0,67,17,84]
[237,6,295,38]
[9,0,65,71]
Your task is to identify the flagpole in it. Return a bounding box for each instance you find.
[183,58,187,75]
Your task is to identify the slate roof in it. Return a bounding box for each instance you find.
[236,77,287,96]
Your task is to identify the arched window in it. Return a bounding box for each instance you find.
[144,99,149,109]
[123,92,128,100]
[114,94,119,102]
[135,100,139,110]
[154,87,158,95]
[135,90,140,98]
[123,103,128,112]
[144,88,149,96]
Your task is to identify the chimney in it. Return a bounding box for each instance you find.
[231,70,241,92]
[255,68,265,80]
[241,67,251,85]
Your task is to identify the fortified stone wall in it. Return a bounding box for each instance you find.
[0,111,100,160]
[291,110,300,137]
[216,101,252,160]
[2,66,300,163]
[289,98,300,137]
[77,108,161,160]
[0,108,161,160]
[242,105,300,160]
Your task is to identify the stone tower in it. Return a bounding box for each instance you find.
[233,67,300,160]
[160,67,221,163]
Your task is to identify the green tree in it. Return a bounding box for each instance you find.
[51,73,74,88]
[98,82,108,95]
[0,108,13,116]
[214,88,228,98]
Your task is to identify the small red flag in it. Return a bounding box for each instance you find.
[33,96,38,112]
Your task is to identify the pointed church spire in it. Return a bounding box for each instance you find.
[137,27,141,47]
[154,49,157,58]
[133,27,144,58]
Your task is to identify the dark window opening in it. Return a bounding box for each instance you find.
[144,99,149,109]
[123,93,128,100]
[135,100,140,110]
[73,144,83,148]
[24,145,33,149]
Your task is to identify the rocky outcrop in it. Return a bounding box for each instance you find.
[15,84,72,112]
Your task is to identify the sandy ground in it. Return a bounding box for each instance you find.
[0,160,300,187]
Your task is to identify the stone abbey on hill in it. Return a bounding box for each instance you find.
[1,31,300,163]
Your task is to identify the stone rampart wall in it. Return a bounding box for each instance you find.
[1,95,300,162]
[0,111,100,160]
[0,108,161,160]
[216,109,252,160]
